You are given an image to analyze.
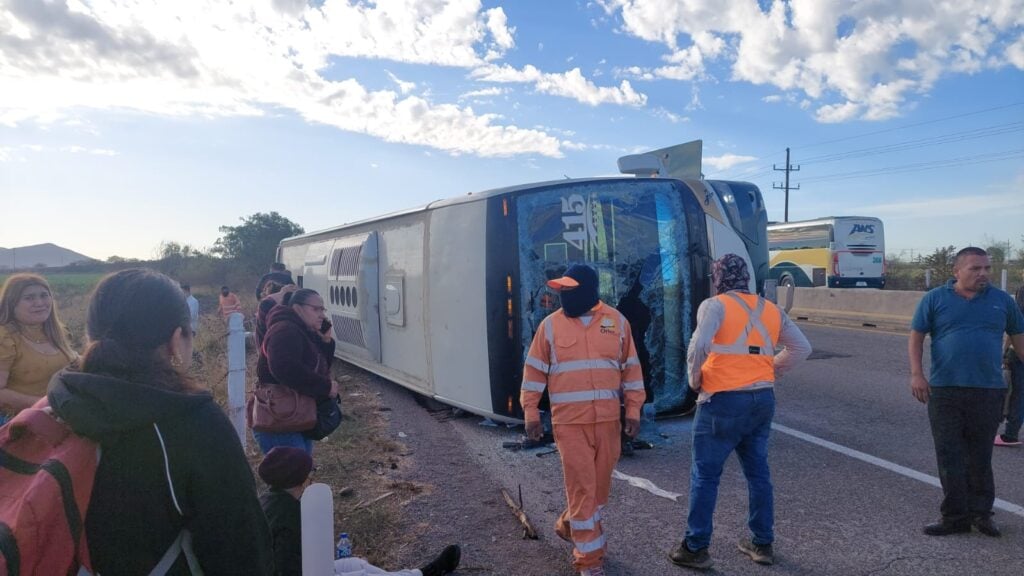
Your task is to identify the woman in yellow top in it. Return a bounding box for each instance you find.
[0,273,77,424]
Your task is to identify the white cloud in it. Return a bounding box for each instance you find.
[484,7,515,51]
[62,146,118,156]
[459,87,508,100]
[0,0,563,157]
[762,95,783,103]
[704,153,757,171]
[652,107,688,123]
[1006,35,1024,69]
[471,65,648,106]
[386,71,416,95]
[603,0,1024,122]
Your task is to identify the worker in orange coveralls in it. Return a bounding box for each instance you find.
[520,263,646,576]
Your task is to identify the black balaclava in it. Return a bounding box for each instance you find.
[559,264,599,318]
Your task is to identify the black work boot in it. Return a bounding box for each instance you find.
[419,544,461,576]
[738,539,774,565]
[972,516,1001,537]
[922,519,971,536]
[668,541,713,570]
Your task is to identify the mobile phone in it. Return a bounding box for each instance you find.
[320,318,332,334]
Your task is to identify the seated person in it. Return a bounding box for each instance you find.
[258,447,461,576]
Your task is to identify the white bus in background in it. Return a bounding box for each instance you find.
[767,216,886,289]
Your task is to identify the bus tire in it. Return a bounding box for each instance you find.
[780,274,795,288]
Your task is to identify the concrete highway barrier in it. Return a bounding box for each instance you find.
[782,287,924,331]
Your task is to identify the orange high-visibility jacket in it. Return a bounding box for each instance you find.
[520,301,645,425]
[701,292,782,393]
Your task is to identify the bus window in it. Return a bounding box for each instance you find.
[514,180,694,412]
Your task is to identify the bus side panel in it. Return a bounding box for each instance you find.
[706,217,757,293]
[426,202,496,416]
[377,219,431,392]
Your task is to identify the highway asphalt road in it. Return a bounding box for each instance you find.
[378,322,1024,576]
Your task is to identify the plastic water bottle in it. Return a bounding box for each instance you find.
[335,533,352,559]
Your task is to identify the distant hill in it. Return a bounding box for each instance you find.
[0,243,95,270]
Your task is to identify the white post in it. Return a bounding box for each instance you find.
[227,312,248,450]
[1001,269,1008,291]
[925,269,932,289]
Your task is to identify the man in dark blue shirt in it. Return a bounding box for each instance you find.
[909,247,1024,538]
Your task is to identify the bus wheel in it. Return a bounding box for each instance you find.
[780,274,795,288]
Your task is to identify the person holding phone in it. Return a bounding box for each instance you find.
[253,289,339,454]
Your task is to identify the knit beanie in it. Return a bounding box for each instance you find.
[258,447,313,490]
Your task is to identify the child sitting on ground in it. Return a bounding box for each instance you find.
[258,447,461,576]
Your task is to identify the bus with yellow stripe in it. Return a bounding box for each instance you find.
[767,216,885,289]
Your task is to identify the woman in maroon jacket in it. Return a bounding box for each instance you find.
[253,288,338,454]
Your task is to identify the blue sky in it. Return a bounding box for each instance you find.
[1,0,1022,262]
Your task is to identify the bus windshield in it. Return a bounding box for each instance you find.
[513,179,700,412]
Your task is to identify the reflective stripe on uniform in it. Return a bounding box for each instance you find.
[550,358,620,374]
[623,356,640,368]
[525,356,550,373]
[544,317,557,364]
[521,380,546,392]
[622,380,644,391]
[550,389,621,404]
[709,292,774,356]
[574,534,607,554]
[570,509,601,531]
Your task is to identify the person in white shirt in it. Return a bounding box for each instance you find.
[181,283,199,336]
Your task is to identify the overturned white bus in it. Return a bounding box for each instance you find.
[278,175,767,423]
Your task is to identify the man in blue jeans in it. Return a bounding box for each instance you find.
[995,269,1024,447]
[909,247,1024,537]
[669,254,810,570]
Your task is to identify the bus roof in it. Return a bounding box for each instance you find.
[280,176,665,246]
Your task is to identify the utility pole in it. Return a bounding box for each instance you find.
[773,147,800,222]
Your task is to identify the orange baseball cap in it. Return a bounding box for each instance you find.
[546,275,579,290]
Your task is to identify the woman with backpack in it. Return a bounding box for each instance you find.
[47,269,274,575]
[0,273,77,425]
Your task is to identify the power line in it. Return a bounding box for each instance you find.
[798,122,1024,165]
[708,101,1024,181]
[799,149,1024,184]
[792,101,1024,151]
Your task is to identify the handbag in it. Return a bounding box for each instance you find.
[303,396,342,441]
[250,383,317,433]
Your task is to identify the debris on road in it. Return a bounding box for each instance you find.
[355,491,395,510]
[612,469,683,502]
[500,487,539,540]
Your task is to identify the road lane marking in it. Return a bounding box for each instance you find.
[772,423,1024,518]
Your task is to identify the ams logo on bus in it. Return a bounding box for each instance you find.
[849,224,875,235]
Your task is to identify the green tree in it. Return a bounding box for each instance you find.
[212,212,304,274]
[923,245,957,284]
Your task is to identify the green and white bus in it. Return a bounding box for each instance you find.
[767,216,885,288]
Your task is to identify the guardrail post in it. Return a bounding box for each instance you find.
[1001,269,1007,291]
[925,269,932,289]
[763,279,778,304]
[227,312,248,450]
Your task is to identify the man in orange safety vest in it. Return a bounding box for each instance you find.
[520,263,645,576]
[669,254,810,571]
